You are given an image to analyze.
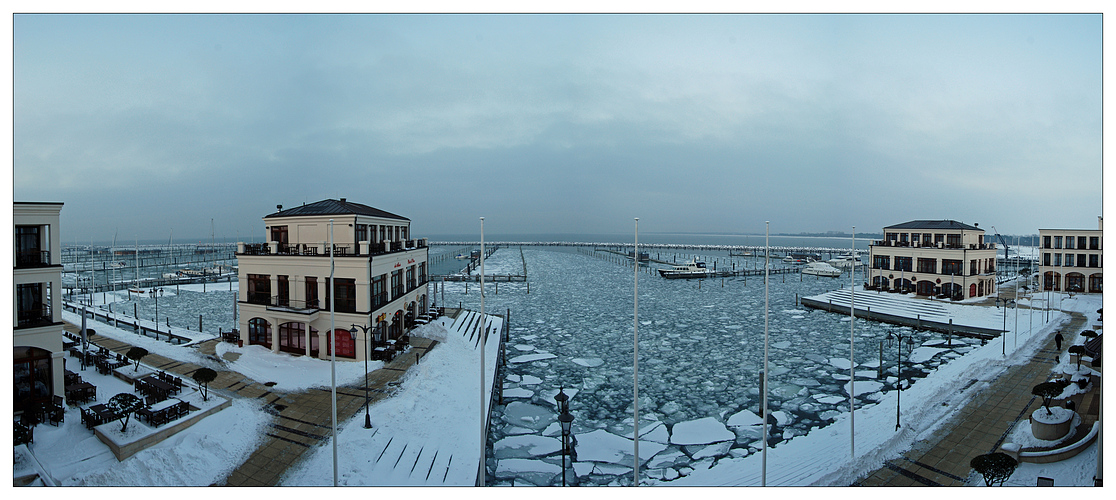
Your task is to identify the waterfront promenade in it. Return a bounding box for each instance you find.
[855,308,1099,486]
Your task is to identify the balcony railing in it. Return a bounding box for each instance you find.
[17,306,53,328]
[16,250,51,267]
[238,238,428,258]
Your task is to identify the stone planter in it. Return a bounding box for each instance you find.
[1030,407,1074,441]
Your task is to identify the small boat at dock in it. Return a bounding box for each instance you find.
[658,259,711,279]
[802,261,843,277]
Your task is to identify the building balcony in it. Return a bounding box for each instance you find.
[17,306,54,329]
[237,238,427,258]
[15,250,52,268]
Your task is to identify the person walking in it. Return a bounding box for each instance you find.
[1054,332,1064,351]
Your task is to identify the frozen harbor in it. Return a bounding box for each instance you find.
[426,245,1061,485]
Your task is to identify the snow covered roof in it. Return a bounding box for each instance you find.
[884,220,982,232]
[265,199,409,221]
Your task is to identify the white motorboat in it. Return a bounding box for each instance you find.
[826,254,861,269]
[658,259,711,279]
[802,261,843,277]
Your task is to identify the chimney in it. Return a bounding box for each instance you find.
[340,198,346,204]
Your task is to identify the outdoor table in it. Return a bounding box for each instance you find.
[65,382,95,404]
[141,376,176,400]
[88,403,119,425]
[145,398,184,427]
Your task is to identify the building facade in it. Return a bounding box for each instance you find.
[235,199,429,361]
[1038,217,1102,293]
[867,220,998,299]
[14,202,65,412]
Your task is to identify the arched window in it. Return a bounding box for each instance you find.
[249,318,271,347]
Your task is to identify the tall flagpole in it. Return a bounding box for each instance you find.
[1014,236,1019,349]
[850,226,855,459]
[633,217,640,486]
[329,219,337,487]
[762,221,769,486]
[479,217,486,486]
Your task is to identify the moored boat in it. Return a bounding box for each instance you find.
[802,261,843,277]
[658,259,711,279]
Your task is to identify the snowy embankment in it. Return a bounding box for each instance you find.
[669,292,1098,486]
[281,312,503,485]
[62,308,223,371]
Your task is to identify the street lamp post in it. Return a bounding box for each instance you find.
[349,324,373,429]
[554,387,574,486]
[996,297,1015,356]
[886,331,915,430]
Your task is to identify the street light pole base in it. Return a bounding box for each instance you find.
[364,413,372,429]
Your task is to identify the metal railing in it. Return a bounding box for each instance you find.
[16,250,51,267]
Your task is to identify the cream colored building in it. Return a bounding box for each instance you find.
[1038,217,1102,293]
[867,220,998,299]
[14,202,65,412]
[236,199,429,361]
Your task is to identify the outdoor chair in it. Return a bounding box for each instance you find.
[47,404,64,426]
[146,395,157,406]
[14,422,33,445]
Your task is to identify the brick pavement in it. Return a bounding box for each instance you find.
[854,307,1095,486]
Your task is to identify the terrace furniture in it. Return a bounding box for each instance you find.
[47,402,64,426]
[65,382,96,405]
[14,422,33,445]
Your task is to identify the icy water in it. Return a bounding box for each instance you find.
[429,246,983,486]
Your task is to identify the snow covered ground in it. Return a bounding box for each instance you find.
[281,313,503,485]
[31,246,1100,487]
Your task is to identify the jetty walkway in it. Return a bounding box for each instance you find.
[802,288,1005,340]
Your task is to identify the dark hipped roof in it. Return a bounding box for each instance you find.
[265,199,409,221]
[884,220,982,231]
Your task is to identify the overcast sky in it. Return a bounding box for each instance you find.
[11,13,1103,242]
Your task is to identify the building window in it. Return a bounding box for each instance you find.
[356,224,368,242]
[14,346,53,412]
[942,259,963,275]
[1043,235,1051,249]
[305,277,318,309]
[401,227,408,241]
[247,274,271,305]
[917,258,936,274]
[391,270,404,299]
[372,275,387,308]
[1066,237,1075,249]
[277,275,289,307]
[381,226,387,242]
[249,318,271,347]
[872,255,890,269]
[15,225,46,267]
[16,283,51,328]
[1079,236,1087,250]
[1054,236,1062,249]
[419,262,427,285]
[894,257,912,272]
[1054,254,1062,266]
[970,259,978,275]
[947,234,962,248]
[406,266,416,291]
[1044,253,1051,266]
[1090,254,1099,268]
[987,258,995,274]
[278,322,307,354]
[935,234,944,245]
[328,278,356,313]
[1090,236,1099,250]
[1077,254,1087,268]
[271,225,289,252]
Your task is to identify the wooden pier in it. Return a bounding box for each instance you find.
[430,274,526,282]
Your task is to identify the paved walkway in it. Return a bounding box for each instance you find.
[64,321,439,486]
[854,308,1098,486]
